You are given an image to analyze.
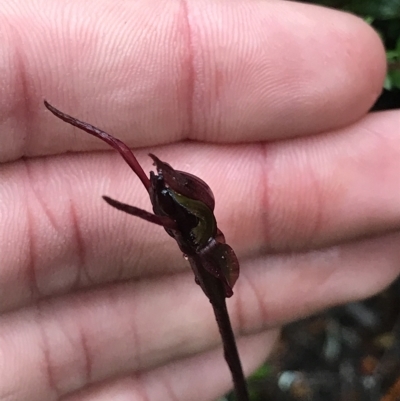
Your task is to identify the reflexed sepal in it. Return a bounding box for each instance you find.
[197,240,240,298]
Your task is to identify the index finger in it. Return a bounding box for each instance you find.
[1,0,385,163]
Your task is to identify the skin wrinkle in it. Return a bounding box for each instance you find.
[0,388,16,401]
[23,158,68,298]
[231,270,259,339]
[37,294,99,398]
[303,151,325,246]
[79,323,93,386]
[0,332,18,401]
[270,143,303,248]
[0,18,26,160]
[159,371,180,401]
[179,0,195,139]
[265,239,396,325]
[12,26,35,155]
[58,332,276,400]
[59,371,151,401]
[265,135,341,251]
[133,273,223,367]
[259,141,271,251]
[240,267,270,336]
[35,301,61,400]
[68,199,88,288]
[124,281,142,379]
[180,0,210,140]
[24,159,61,235]
[24,173,41,301]
[296,262,339,316]
[130,372,152,401]
[68,152,130,286]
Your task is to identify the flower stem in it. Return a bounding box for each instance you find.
[189,255,249,401]
[212,300,249,401]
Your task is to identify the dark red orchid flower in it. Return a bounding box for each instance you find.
[44,100,239,298]
[44,100,249,401]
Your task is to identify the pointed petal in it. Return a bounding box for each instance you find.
[44,101,150,190]
[102,196,177,229]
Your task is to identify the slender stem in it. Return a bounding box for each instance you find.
[189,255,249,401]
[212,300,249,401]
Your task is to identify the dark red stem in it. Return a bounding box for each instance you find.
[189,255,249,401]
[212,302,249,401]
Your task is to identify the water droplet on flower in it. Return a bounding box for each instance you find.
[183,254,188,260]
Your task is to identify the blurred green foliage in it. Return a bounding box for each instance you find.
[384,36,400,89]
[301,0,400,89]
[304,0,400,19]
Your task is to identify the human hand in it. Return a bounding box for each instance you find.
[1,1,398,400]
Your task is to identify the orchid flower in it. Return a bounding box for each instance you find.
[44,100,249,401]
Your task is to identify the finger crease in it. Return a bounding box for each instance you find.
[131,371,152,401]
[307,161,325,247]
[68,200,88,286]
[35,302,61,400]
[77,323,93,384]
[259,142,272,250]
[159,372,180,401]
[24,159,61,233]
[179,0,196,139]
[234,268,269,336]
[8,22,36,154]
[24,176,41,300]
[23,160,62,299]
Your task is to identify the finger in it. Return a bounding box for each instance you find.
[62,332,275,401]
[1,232,398,400]
[236,232,400,328]
[0,273,276,401]
[1,110,399,311]
[1,0,385,162]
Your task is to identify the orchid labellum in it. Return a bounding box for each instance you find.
[44,101,249,401]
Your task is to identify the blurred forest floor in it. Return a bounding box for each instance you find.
[241,278,400,401]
